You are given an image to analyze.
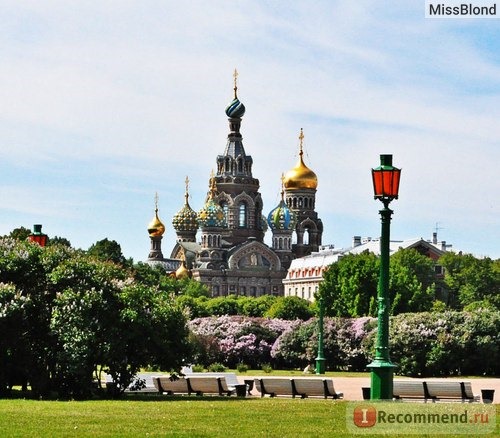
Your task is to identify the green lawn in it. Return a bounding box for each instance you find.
[0,396,497,437]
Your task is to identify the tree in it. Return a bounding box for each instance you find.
[439,252,500,310]
[264,296,313,320]
[0,237,193,397]
[5,227,31,241]
[318,252,379,317]
[47,236,72,247]
[389,248,436,314]
[87,238,127,266]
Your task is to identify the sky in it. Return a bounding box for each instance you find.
[0,1,499,262]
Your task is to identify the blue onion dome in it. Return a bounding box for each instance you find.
[267,198,297,231]
[172,177,198,233]
[197,175,227,228]
[225,68,245,118]
[225,97,245,118]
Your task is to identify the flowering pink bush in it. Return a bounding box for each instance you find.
[188,316,296,368]
[188,311,499,376]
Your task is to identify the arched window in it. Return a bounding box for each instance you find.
[221,202,228,222]
[239,202,247,228]
[303,228,310,245]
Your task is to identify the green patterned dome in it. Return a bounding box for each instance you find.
[197,175,227,229]
[172,177,199,233]
[198,199,227,228]
[172,199,198,233]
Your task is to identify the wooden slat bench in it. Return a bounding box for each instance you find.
[187,376,235,396]
[293,378,344,399]
[425,381,480,403]
[254,378,295,397]
[254,377,343,399]
[393,380,428,401]
[153,375,236,396]
[184,372,240,388]
[152,376,192,395]
[392,380,480,402]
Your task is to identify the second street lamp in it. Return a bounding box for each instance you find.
[367,154,401,400]
[315,296,326,374]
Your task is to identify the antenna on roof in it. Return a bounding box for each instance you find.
[433,222,444,244]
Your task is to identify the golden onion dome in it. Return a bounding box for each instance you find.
[147,193,166,237]
[283,128,318,190]
[148,210,165,237]
[175,261,191,279]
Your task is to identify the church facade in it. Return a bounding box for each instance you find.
[146,74,323,296]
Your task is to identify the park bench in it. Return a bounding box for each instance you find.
[187,376,235,396]
[293,378,344,399]
[153,375,241,396]
[392,380,428,401]
[254,377,343,399]
[392,380,480,402]
[424,381,480,403]
[184,372,240,387]
[254,378,295,397]
[152,375,192,395]
[184,372,246,396]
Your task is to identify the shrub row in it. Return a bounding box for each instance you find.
[188,309,500,376]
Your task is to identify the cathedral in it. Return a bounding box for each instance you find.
[146,73,323,296]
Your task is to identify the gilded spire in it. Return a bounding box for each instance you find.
[154,191,159,213]
[298,128,304,158]
[233,68,238,98]
[184,176,190,206]
[280,173,285,200]
[208,170,217,200]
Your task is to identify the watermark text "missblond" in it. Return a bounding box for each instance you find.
[426,1,499,17]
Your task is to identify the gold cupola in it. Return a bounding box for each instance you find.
[283,128,318,190]
[147,193,166,237]
[175,248,191,279]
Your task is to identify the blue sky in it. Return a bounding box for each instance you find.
[1,1,499,261]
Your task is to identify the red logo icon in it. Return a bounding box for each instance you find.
[353,405,377,428]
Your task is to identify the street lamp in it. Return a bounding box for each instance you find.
[315,296,326,374]
[367,154,401,400]
[28,224,48,247]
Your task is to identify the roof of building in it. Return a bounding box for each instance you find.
[286,237,447,278]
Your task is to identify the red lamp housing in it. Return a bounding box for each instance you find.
[28,224,48,247]
[372,154,401,201]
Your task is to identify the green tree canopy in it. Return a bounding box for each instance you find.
[389,248,436,314]
[264,296,313,320]
[87,238,127,266]
[439,252,500,310]
[0,237,192,398]
[4,226,31,241]
[318,251,379,317]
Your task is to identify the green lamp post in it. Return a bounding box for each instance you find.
[315,296,326,374]
[367,154,401,400]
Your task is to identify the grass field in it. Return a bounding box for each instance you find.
[0,395,498,437]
